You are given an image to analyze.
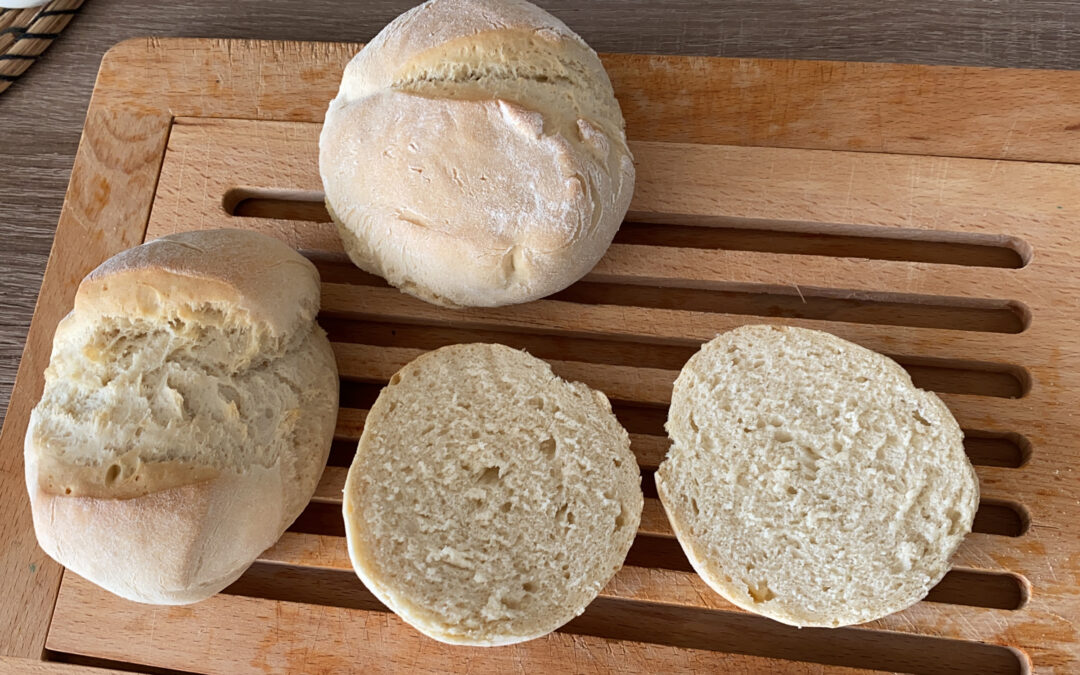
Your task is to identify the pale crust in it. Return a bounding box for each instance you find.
[77,228,321,340]
[338,0,583,103]
[26,458,285,605]
[26,228,339,604]
[322,92,632,307]
[320,0,634,308]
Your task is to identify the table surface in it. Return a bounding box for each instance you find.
[2,0,1080,426]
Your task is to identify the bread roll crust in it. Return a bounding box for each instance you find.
[338,0,586,103]
[322,91,630,307]
[658,325,979,627]
[320,0,634,307]
[77,227,321,341]
[25,229,339,605]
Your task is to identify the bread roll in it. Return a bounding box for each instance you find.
[25,229,339,605]
[319,0,635,308]
[343,343,642,645]
[657,325,978,627]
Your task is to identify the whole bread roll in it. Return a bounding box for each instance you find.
[343,343,642,645]
[658,325,978,627]
[25,229,339,605]
[320,0,635,308]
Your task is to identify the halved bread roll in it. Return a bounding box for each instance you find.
[657,325,978,627]
[343,343,642,645]
[25,229,338,604]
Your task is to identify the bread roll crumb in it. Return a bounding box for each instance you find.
[344,343,642,645]
[658,325,978,627]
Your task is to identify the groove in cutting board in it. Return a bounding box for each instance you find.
[329,343,1039,435]
[321,317,1029,398]
[258,527,1038,617]
[332,400,1029,472]
[289,489,1028,544]
[566,597,1025,675]
[310,463,1025,539]
[331,406,1031,469]
[302,251,1030,335]
[226,187,1031,269]
[204,561,1028,673]
[316,285,1038,376]
[49,573,1021,675]
[623,539,1027,610]
[551,282,1029,334]
[961,431,1030,468]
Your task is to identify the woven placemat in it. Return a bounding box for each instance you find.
[0,0,84,95]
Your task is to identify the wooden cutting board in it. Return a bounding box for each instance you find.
[2,37,1079,674]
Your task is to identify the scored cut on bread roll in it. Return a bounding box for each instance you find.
[25,229,339,605]
[343,343,642,645]
[657,325,979,628]
[320,0,635,308]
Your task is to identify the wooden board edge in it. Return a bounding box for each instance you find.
[94,37,1080,162]
[0,655,138,674]
[5,34,1080,667]
[0,45,173,658]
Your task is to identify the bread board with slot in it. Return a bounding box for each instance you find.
[1,37,1078,674]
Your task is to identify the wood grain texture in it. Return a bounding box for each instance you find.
[0,41,170,658]
[0,656,130,675]
[40,573,954,675]
[2,35,1080,674]
[4,0,1080,425]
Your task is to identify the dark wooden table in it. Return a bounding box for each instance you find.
[2,0,1079,424]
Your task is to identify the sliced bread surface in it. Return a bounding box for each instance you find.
[343,343,642,645]
[657,324,979,627]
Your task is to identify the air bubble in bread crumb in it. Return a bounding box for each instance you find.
[614,504,627,530]
[748,580,776,603]
[476,466,501,485]
[555,503,569,523]
[540,438,556,459]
